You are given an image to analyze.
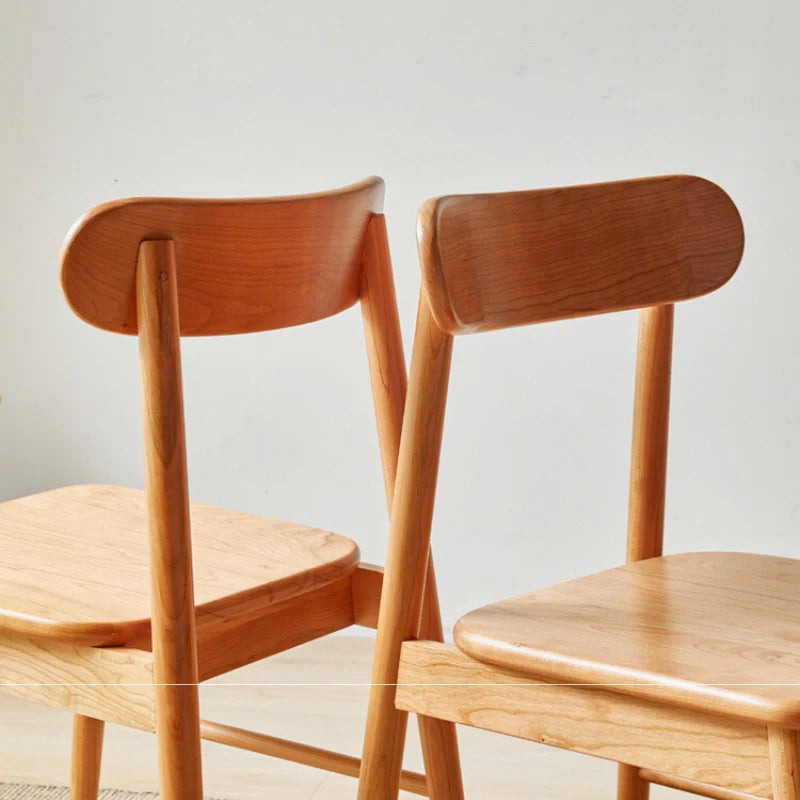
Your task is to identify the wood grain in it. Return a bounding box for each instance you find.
[0,635,779,800]
[70,715,104,800]
[360,213,408,506]
[417,175,743,334]
[454,551,800,726]
[350,563,384,629]
[415,557,464,800]
[61,177,384,336]
[640,768,764,800]
[0,484,360,646]
[618,762,651,800]
[620,302,674,800]
[359,220,464,798]
[769,729,800,800]
[626,303,674,563]
[396,641,772,798]
[0,633,155,731]
[200,720,429,796]
[136,239,202,799]
[358,298,455,800]
[196,575,355,681]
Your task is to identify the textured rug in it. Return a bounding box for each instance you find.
[0,787,225,799]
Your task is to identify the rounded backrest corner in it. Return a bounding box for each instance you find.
[364,174,386,202]
[59,215,85,324]
[59,198,142,335]
[697,176,746,288]
[671,174,745,299]
[416,195,462,334]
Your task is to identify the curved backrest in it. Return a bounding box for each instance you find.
[417,175,744,334]
[60,177,384,335]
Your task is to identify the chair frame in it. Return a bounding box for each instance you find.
[354,176,795,800]
[0,180,463,799]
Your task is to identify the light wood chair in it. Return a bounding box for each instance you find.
[0,177,463,800]
[352,175,800,800]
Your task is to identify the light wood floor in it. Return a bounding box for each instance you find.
[0,636,693,799]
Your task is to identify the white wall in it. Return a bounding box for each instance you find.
[1,0,798,631]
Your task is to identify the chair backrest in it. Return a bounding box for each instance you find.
[60,176,384,335]
[59,177,408,748]
[417,175,743,334]
[361,177,746,761]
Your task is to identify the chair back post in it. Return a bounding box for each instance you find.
[359,213,408,511]
[358,294,454,799]
[136,239,203,800]
[621,299,674,800]
[358,216,465,798]
[625,303,675,563]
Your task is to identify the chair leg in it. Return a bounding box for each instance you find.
[769,727,800,800]
[416,560,464,800]
[358,687,409,800]
[417,714,464,799]
[617,763,648,800]
[154,684,204,800]
[70,714,104,800]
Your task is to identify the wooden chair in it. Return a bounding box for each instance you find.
[353,175,800,800]
[0,177,463,800]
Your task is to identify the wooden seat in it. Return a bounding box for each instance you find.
[454,551,800,726]
[0,484,359,647]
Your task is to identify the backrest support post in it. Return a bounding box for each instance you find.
[358,294,454,797]
[625,303,674,562]
[359,216,463,796]
[359,216,461,793]
[136,239,203,797]
[359,214,408,512]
